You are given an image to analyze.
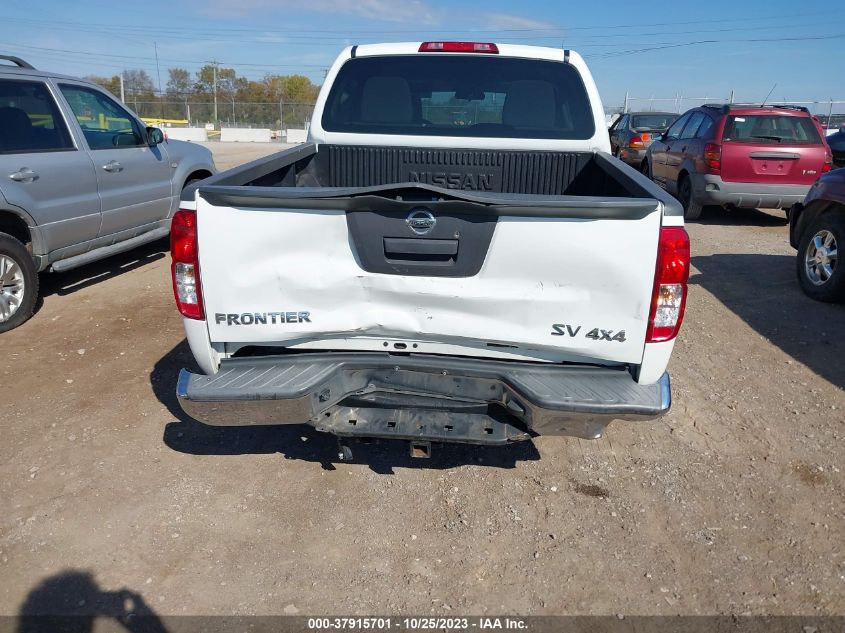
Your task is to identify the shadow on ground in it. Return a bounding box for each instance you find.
[691,253,845,389]
[16,570,167,633]
[693,205,789,227]
[35,239,168,312]
[151,340,541,473]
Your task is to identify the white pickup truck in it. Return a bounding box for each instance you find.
[172,42,689,458]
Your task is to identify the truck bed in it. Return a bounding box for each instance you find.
[184,143,680,211]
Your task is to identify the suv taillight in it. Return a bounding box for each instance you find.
[822,149,833,173]
[704,143,721,172]
[171,208,204,320]
[628,135,645,149]
[646,226,690,343]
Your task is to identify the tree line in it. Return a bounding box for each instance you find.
[86,65,321,128]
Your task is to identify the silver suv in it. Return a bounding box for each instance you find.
[0,55,215,332]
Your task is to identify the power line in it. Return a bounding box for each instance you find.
[588,33,845,59]
[1,11,813,36]
[5,21,836,70]
[0,43,329,69]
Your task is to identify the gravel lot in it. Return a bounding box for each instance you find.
[2,142,844,619]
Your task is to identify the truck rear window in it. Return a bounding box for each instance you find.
[321,55,595,140]
[722,115,822,145]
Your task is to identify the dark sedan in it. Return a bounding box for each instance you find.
[790,167,845,302]
[609,111,678,167]
[826,129,845,168]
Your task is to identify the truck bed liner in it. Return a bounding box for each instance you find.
[184,143,682,217]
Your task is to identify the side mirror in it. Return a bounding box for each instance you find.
[146,127,165,146]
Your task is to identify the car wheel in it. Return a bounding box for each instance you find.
[678,174,703,220]
[641,160,651,179]
[0,232,39,333]
[797,214,845,303]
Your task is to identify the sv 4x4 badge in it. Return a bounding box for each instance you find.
[551,323,627,343]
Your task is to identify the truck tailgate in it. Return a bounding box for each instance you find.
[196,189,663,365]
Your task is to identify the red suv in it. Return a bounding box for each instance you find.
[642,104,833,219]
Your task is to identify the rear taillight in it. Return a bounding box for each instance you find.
[628,135,645,149]
[170,208,204,320]
[704,143,721,172]
[822,150,833,173]
[646,226,690,343]
[419,41,499,54]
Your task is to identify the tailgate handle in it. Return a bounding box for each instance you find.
[749,152,800,160]
[383,238,458,265]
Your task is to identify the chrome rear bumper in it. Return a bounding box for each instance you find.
[176,352,671,443]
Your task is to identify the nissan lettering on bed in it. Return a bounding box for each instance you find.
[171,41,689,459]
[408,170,495,190]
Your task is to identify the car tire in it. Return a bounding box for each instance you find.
[796,213,845,303]
[641,160,651,179]
[0,232,39,333]
[678,174,703,220]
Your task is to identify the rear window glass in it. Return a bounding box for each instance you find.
[630,113,676,131]
[722,115,822,145]
[322,55,596,140]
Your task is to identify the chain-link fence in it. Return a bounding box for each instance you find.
[126,100,316,129]
[605,95,845,128]
[123,96,845,131]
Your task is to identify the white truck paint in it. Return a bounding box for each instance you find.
[173,43,689,451]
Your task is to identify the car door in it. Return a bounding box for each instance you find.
[0,76,100,257]
[609,115,627,154]
[665,112,705,192]
[651,113,689,184]
[56,81,173,238]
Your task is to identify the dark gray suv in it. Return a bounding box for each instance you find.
[0,56,216,332]
[608,111,677,167]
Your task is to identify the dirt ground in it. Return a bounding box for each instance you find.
[2,142,844,619]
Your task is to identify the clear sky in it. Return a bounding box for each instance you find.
[2,0,843,113]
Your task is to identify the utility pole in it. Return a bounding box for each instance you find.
[119,72,125,103]
[154,42,163,118]
[729,89,735,104]
[212,61,218,125]
[623,91,629,114]
[232,96,235,124]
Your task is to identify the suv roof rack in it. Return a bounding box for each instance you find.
[701,103,810,114]
[0,55,35,69]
